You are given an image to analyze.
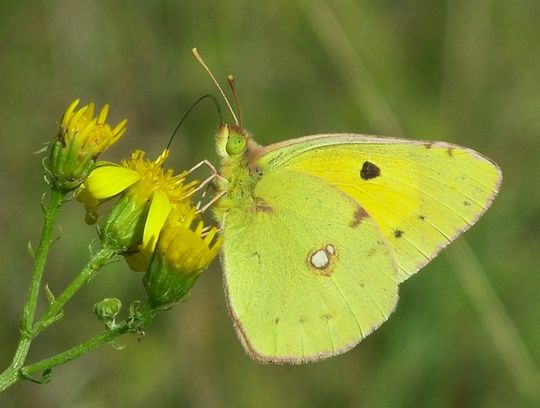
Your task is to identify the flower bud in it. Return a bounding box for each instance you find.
[93,298,122,328]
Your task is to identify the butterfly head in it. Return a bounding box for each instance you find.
[216,124,249,158]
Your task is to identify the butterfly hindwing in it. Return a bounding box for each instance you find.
[222,168,398,363]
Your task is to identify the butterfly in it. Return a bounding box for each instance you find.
[193,49,502,364]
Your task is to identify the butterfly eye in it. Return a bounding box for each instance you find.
[226,133,247,156]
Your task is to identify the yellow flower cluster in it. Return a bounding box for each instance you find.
[51,99,222,305]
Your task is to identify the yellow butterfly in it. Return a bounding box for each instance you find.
[194,49,502,364]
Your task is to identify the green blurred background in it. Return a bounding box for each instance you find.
[1,0,539,406]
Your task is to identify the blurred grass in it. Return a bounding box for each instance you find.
[1,0,539,407]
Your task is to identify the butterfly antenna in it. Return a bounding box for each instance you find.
[166,94,223,151]
[227,74,243,128]
[192,47,239,126]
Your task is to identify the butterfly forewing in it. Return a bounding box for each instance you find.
[257,134,502,282]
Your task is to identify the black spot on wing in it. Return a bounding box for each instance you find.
[393,229,404,238]
[360,161,381,180]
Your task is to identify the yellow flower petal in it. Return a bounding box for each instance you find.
[76,186,101,224]
[85,166,141,199]
[61,99,80,128]
[124,190,171,272]
[97,104,109,125]
[143,190,172,253]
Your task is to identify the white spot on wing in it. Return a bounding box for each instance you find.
[326,244,335,255]
[310,249,329,269]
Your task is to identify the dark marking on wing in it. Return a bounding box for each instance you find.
[249,251,262,268]
[463,201,470,207]
[350,207,369,227]
[366,247,378,258]
[418,214,426,221]
[447,147,454,156]
[251,197,273,213]
[393,229,404,239]
[360,161,381,180]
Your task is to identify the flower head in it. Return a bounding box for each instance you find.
[77,149,198,270]
[47,99,127,191]
[144,207,222,307]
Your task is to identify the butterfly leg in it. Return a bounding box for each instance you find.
[198,189,227,214]
[188,158,218,174]
[184,159,227,199]
[182,162,221,200]
[182,159,228,214]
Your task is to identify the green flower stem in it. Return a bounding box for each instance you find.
[22,188,65,333]
[0,198,117,392]
[0,188,65,391]
[3,188,66,386]
[0,304,156,392]
[0,366,18,393]
[34,246,117,333]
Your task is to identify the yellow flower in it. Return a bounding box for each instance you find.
[77,149,198,270]
[60,99,127,154]
[47,99,127,191]
[144,206,222,307]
